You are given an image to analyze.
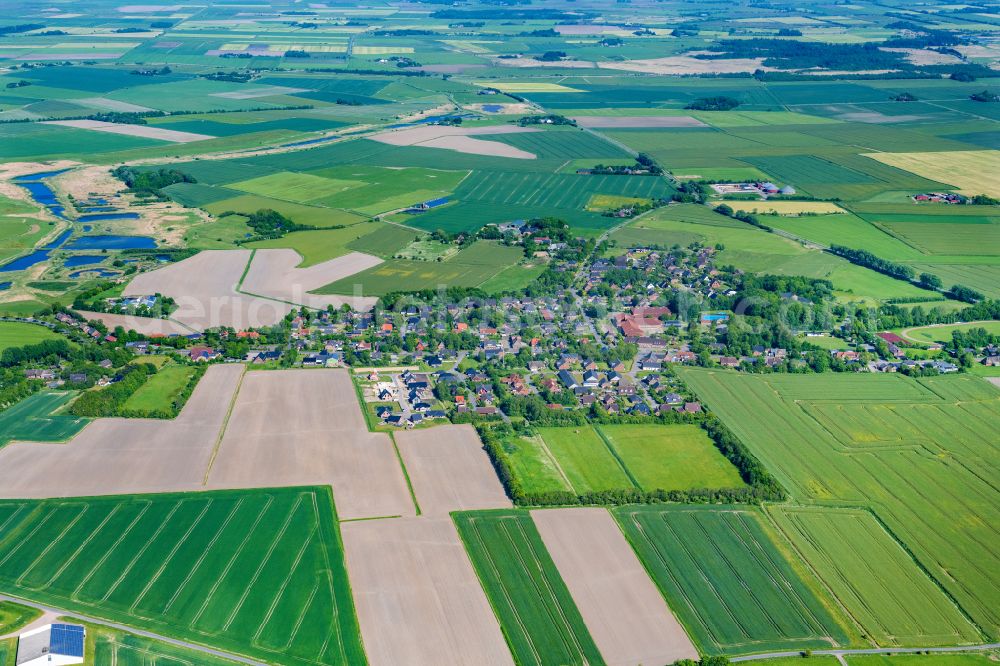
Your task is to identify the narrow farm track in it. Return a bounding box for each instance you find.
[0,594,269,666]
[731,643,1000,662]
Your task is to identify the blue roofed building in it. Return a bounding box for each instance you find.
[16,624,85,666]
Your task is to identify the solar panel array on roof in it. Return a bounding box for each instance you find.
[423,197,449,208]
[48,624,84,658]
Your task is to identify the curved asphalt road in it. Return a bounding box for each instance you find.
[0,594,267,666]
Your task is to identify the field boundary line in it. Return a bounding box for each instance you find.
[531,432,575,493]
[593,426,641,490]
[388,432,421,516]
[202,366,246,485]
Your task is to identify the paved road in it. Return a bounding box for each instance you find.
[731,643,1000,662]
[0,594,267,666]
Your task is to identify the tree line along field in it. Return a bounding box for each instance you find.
[0,487,365,666]
[504,423,746,496]
[677,369,999,645]
[614,505,852,655]
[453,510,604,666]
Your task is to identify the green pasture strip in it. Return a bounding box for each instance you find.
[454,510,604,666]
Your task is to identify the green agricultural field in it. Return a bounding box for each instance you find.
[0,392,88,447]
[122,364,199,416]
[598,424,745,492]
[614,505,851,655]
[185,214,254,249]
[503,433,573,495]
[0,487,365,666]
[0,600,40,634]
[899,321,1000,345]
[228,172,366,205]
[677,368,998,644]
[345,224,420,258]
[247,221,386,266]
[0,322,64,351]
[536,426,633,494]
[847,653,1000,666]
[771,507,981,647]
[307,165,469,215]
[316,240,524,296]
[90,623,244,666]
[205,194,365,229]
[456,171,672,212]
[454,510,604,666]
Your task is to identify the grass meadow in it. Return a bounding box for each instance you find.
[0,322,64,351]
[677,368,998,644]
[524,424,744,495]
[0,487,365,666]
[454,510,603,666]
[614,505,851,655]
[122,364,199,415]
[0,392,88,447]
[0,600,41,634]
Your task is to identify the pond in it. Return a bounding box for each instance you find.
[63,255,106,268]
[12,170,70,220]
[77,212,140,222]
[65,235,157,250]
[482,104,503,113]
[69,269,118,279]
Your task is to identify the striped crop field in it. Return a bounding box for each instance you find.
[0,487,365,666]
[454,510,604,666]
[770,507,980,646]
[614,505,850,655]
[677,368,998,644]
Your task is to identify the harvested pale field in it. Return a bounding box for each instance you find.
[881,47,963,65]
[394,424,511,517]
[988,377,1000,389]
[492,57,597,69]
[532,508,698,666]
[73,310,194,336]
[574,115,708,128]
[599,56,768,75]
[212,85,309,99]
[124,249,375,330]
[0,364,243,499]
[342,516,514,666]
[555,24,633,36]
[371,125,539,159]
[44,119,214,143]
[240,249,380,312]
[205,369,415,520]
[863,150,1000,197]
[716,201,847,215]
[123,249,291,330]
[77,97,155,112]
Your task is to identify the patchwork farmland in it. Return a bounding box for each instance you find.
[0,0,997,663]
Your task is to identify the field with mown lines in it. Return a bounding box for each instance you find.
[677,368,1000,643]
[770,507,980,646]
[0,488,365,666]
[614,505,850,655]
[454,511,604,666]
